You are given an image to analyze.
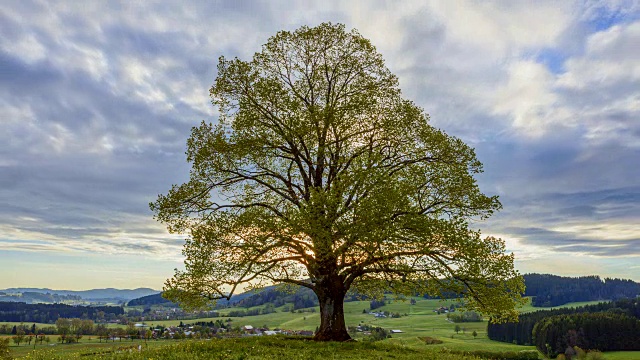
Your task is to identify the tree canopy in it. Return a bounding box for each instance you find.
[151,22,525,341]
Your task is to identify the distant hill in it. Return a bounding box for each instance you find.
[127,287,268,307]
[127,293,176,307]
[523,273,640,307]
[0,287,159,303]
[0,302,125,323]
[8,273,640,309]
[126,274,640,310]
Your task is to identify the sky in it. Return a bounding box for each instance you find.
[1,0,639,291]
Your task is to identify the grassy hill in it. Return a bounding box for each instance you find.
[7,336,533,360]
[131,298,534,352]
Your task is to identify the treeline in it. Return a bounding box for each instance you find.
[235,287,318,310]
[125,273,640,313]
[533,312,640,357]
[127,293,177,307]
[447,311,482,323]
[523,273,640,307]
[0,323,57,335]
[227,308,271,317]
[0,292,81,304]
[0,302,124,323]
[129,286,321,310]
[369,299,386,310]
[488,298,640,350]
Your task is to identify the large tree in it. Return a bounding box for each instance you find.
[151,23,525,341]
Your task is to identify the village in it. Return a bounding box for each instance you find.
[117,322,315,342]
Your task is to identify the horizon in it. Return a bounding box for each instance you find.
[0,286,159,292]
[1,1,639,289]
[1,271,637,293]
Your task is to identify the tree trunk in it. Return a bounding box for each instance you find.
[313,281,351,341]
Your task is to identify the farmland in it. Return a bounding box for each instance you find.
[4,297,638,359]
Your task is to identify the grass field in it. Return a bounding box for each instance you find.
[5,336,512,360]
[515,299,608,313]
[3,297,639,359]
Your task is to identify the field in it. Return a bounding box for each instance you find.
[3,298,639,359]
[3,336,513,360]
[515,299,607,313]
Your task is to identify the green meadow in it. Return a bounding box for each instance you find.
[3,298,639,359]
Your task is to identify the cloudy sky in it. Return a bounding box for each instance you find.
[1,0,639,290]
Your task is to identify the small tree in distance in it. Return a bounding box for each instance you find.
[152,22,525,341]
[12,329,25,346]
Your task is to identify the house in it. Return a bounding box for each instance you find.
[242,325,255,334]
[390,330,403,334]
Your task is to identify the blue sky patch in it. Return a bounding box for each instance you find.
[535,47,567,74]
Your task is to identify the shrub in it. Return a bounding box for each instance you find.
[365,327,389,342]
[448,311,483,323]
[418,336,443,345]
[0,338,10,360]
[585,351,604,360]
[574,346,587,359]
[441,348,539,360]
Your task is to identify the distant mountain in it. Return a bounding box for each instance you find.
[0,287,159,302]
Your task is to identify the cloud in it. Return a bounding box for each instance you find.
[0,1,639,286]
[484,187,640,259]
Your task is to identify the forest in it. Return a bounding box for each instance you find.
[532,311,640,357]
[487,297,640,352]
[0,302,124,323]
[523,273,640,306]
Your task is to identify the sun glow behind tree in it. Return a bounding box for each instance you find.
[151,22,525,341]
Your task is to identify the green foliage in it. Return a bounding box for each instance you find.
[524,274,640,307]
[363,327,389,342]
[152,22,524,339]
[488,297,640,346]
[440,348,539,360]
[533,312,640,357]
[448,311,483,323]
[418,336,443,345]
[11,329,25,346]
[0,338,10,360]
[585,350,605,360]
[574,346,587,359]
[369,299,385,310]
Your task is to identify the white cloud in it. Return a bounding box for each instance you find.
[427,1,571,55]
[493,61,565,138]
[1,1,639,287]
[558,22,640,90]
[0,33,47,64]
